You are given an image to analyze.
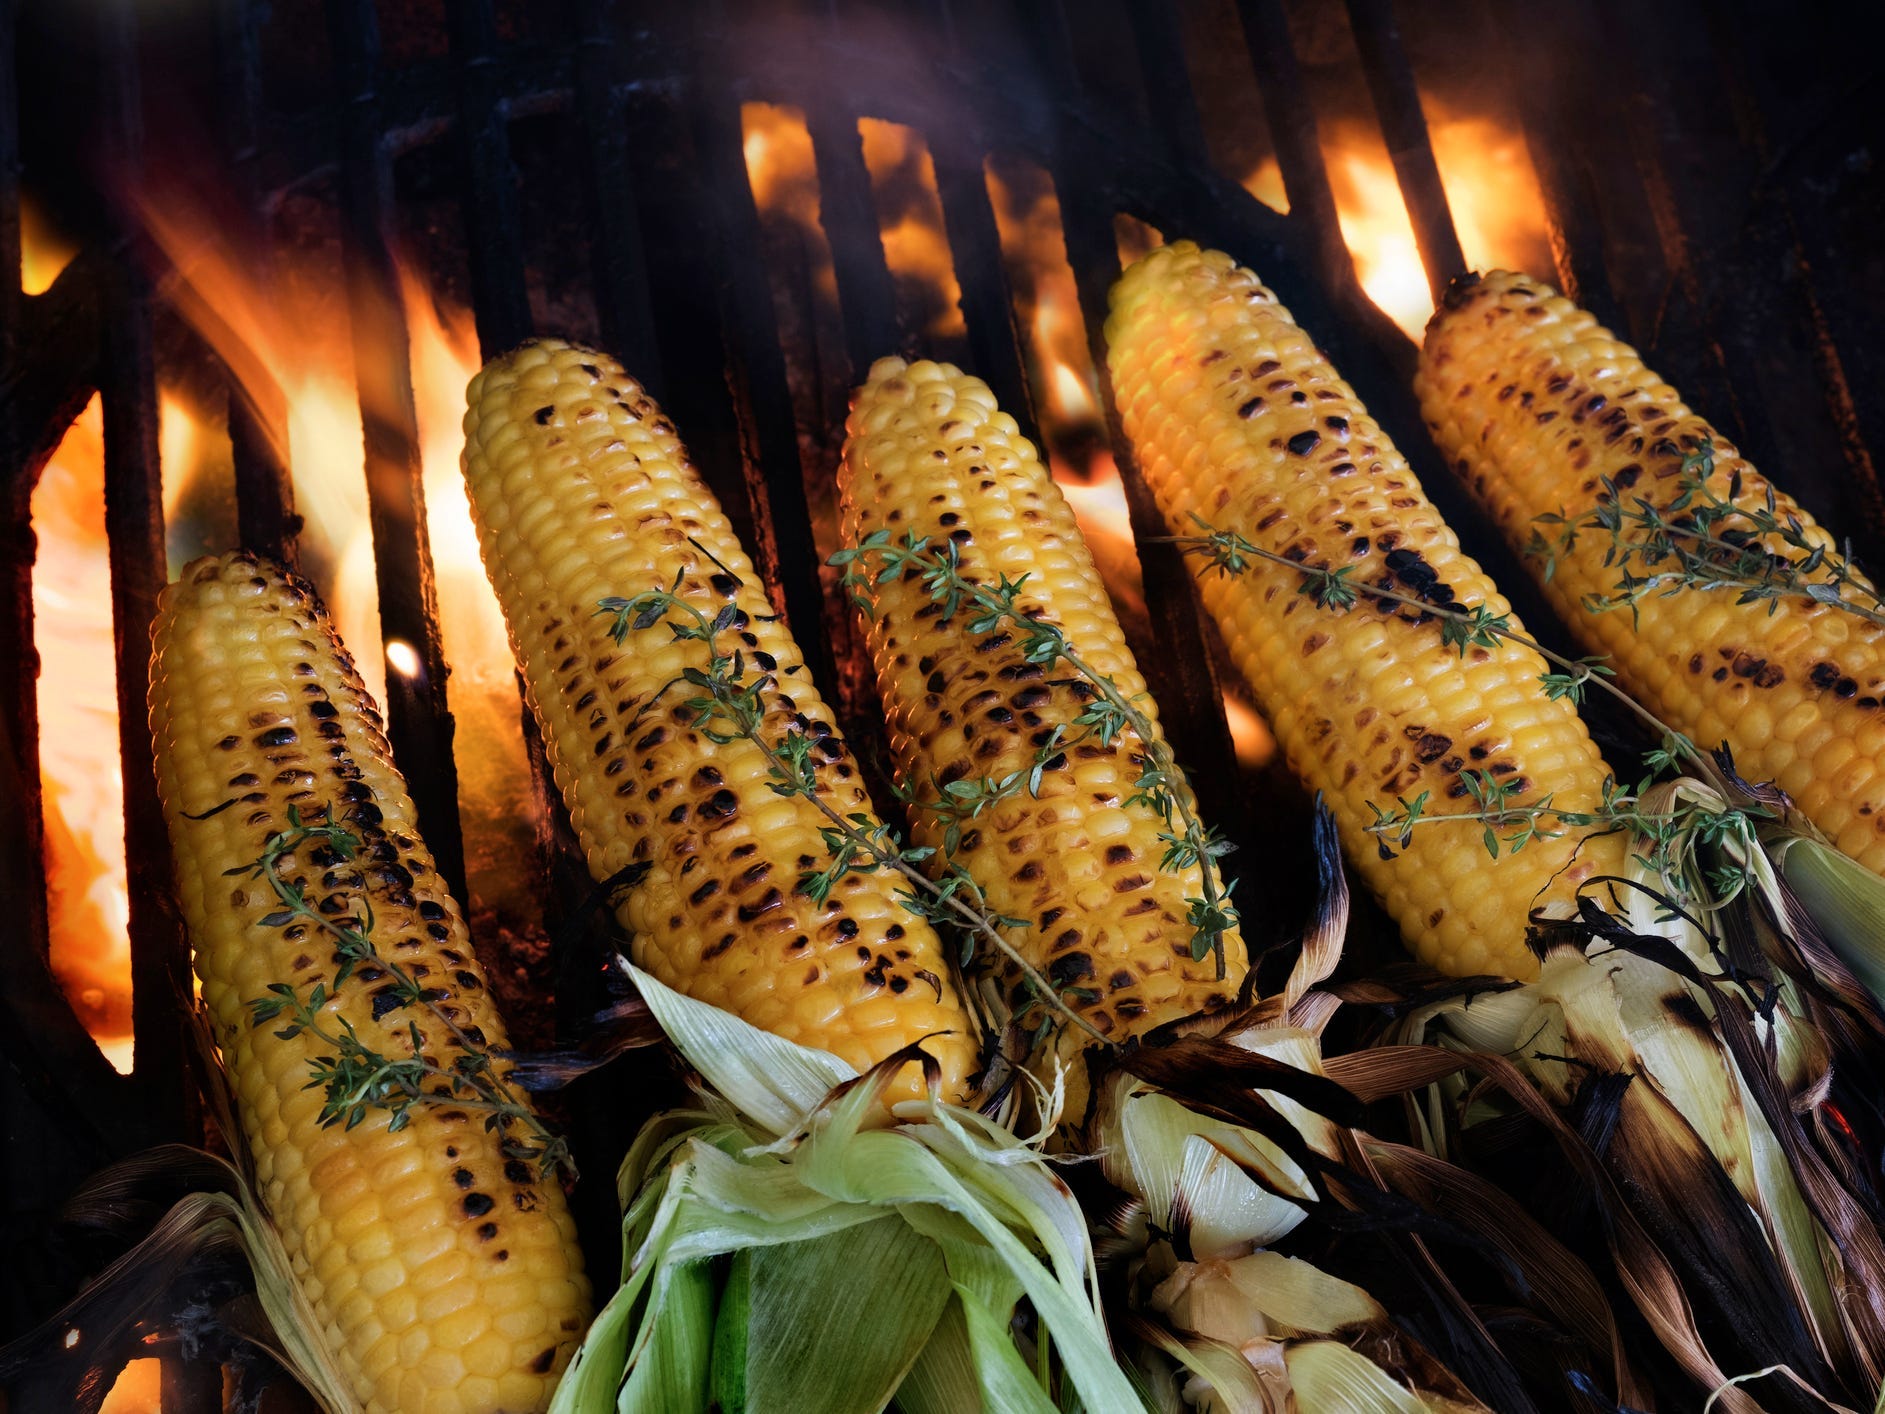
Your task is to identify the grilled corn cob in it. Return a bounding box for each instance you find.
[461,339,977,1100]
[149,551,589,1414]
[1106,243,1625,980]
[1420,270,1885,878]
[839,356,1243,1094]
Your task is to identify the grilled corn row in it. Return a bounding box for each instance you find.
[1420,270,1885,877]
[149,551,589,1414]
[839,357,1243,1086]
[1106,243,1625,980]
[461,339,978,1100]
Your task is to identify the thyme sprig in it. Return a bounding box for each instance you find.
[832,531,1239,981]
[1166,518,1767,904]
[1527,441,1885,629]
[233,810,572,1181]
[598,575,1112,1045]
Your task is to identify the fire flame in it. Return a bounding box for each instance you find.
[99,1358,161,1414]
[31,394,135,1070]
[23,197,535,1065]
[1248,113,1550,338]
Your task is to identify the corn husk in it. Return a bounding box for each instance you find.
[553,962,1139,1413]
[1085,811,1499,1413]
[1393,775,1885,1412]
[0,1144,360,1414]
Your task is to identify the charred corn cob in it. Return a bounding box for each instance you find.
[461,338,978,1100]
[839,356,1243,1092]
[1420,270,1885,878]
[1106,243,1625,980]
[149,551,589,1414]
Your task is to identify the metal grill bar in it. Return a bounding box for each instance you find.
[570,0,663,389]
[325,0,469,905]
[1234,0,1353,294]
[213,0,300,569]
[691,34,834,682]
[1027,0,1246,845]
[806,98,903,374]
[449,0,532,357]
[1345,0,1464,304]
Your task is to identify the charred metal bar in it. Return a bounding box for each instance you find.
[1122,1,1211,175]
[931,149,1038,446]
[690,67,835,687]
[213,0,300,567]
[804,101,903,374]
[1479,0,1618,325]
[98,0,191,1147]
[448,0,532,357]
[569,0,663,391]
[1017,4,1245,839]
[324,0,469,904]
[1343,0,1464,301]
[922,5,1036,440]
[0,0,17,369]
[1233,0,1354,293]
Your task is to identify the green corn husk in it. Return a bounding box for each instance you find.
[552,962,1141,1414]
[1394,776,1885,1412]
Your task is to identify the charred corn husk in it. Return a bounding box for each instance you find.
[838,356,1242,1094]
[460,338,977,1100]
[1106,242,1625,980]
[1420,269,1885,880]
[149,551,589,1414]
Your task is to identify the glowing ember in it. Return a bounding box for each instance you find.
[385,638,422,678]
[1247,112,1550,338]
[31,394,135,1072]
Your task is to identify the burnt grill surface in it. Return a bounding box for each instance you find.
[5,0,1885,1402]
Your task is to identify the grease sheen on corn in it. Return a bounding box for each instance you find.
[840,357,1243,1090]
[1106,243,1625,980]
[150,552,589,1414]
[1420,270,1885,878]
[461,338,978,1101]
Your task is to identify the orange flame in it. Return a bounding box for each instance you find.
[99,1358,162,1414]
[1248,112,1550,338]
[859,118,964,338]
[23,197,536,1066]
[20,195,76,294]
[31,394,135,1071]
[139,208,531,915]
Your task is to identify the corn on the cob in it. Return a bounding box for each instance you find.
[1419,270,1885,878]
[149,551,589,1414]
[1105,242,1625,980]
[839,356,1243,1091]
[461,338,978,1101]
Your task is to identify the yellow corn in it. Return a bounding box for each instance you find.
[1106,243,1625,980]
[839,356,1243,1095]
[1420,269,1885,877]
[460,338,978,1101]
[149,551,589,1414]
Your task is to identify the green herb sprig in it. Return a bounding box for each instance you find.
[599,562,1112,1045]
[233,810,572,1181]
[1528,441,1885,630]
[832,531,1239,981]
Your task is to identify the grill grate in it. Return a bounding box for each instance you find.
[5,0,1885,1401]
